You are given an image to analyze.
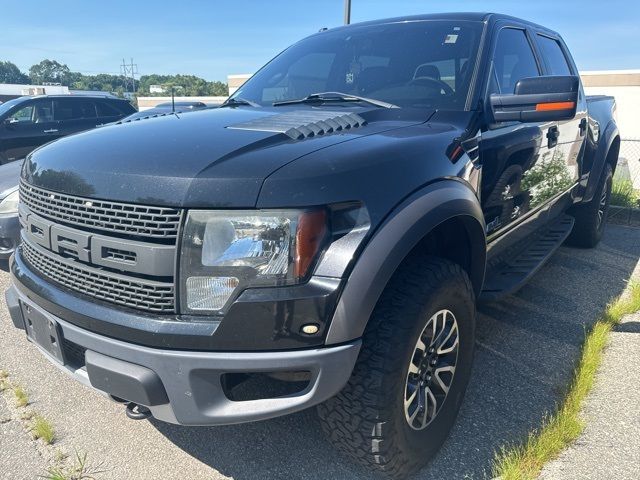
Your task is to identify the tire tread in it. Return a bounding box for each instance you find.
[318,256,474,479]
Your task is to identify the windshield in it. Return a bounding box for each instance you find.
[232,20,483,110]
[0,97,24,117]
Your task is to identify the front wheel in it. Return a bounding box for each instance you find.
[318,257,476,479]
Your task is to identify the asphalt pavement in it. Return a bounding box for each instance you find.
[0,224,639,480]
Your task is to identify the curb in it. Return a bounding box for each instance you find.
[607,205,640,226]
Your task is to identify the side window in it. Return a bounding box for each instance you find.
[77,99,97,119]
[491,28,540,94]
[7,105,35,124]
[537,35,572,75]
[32,100,54,123]
[53,99,96,121]
[96,101,120,118]
[53,99,74,121]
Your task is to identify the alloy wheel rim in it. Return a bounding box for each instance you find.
[597,183,609,228]
[404,309,459,430]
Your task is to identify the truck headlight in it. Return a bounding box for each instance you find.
[179,209,328,314]
[0,189,19,214]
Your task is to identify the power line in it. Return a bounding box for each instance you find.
[120,58,138,93]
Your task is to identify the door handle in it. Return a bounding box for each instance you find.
[43,129,59,134]
[547,126,560,148]
[579,118,587,136]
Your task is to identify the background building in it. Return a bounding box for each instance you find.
[0,83,69,102]
[228,74,252,95]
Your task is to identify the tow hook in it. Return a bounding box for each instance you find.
[125,402,152,421]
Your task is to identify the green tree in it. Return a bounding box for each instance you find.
[138,74,228,96]
[6,57,226,96]
[28,59,71,85]
[68,73,131,93]
[0,61,30,84]
[208,80,229,96]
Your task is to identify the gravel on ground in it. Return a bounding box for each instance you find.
[0,224,638,479]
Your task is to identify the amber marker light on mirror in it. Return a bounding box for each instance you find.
[535,101,576,111]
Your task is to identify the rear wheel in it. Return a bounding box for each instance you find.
[318,256,475,479]
[566,163,613,248]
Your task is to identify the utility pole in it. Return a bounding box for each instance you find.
[344,0,351,25]
[120,58,138,94]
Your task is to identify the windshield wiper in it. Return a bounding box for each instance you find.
[273,92,398,109]
[219,97,260,108]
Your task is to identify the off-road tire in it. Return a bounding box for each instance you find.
[317,256,476,479]
[566,163,613,248]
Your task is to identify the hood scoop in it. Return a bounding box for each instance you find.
[227,110,367,140]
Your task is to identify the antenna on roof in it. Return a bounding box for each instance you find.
[344,0,351,24]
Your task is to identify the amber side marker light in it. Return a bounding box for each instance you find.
[295,209,328,278]
[535,101,576,111]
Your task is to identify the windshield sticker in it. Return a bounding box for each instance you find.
[444,34,458,44]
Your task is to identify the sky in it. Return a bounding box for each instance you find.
[1,0,638,82]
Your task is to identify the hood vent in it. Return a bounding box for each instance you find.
[228,110,367,140]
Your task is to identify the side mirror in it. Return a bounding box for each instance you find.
[489,75,579,123]
[3,117,19,127]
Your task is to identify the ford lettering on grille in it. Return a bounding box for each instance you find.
[19,182,178,313]
[24,212,174,277]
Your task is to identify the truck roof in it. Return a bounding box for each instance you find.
[328,12,558,37]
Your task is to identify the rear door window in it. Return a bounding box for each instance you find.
[96,100,121,118]
[53,99,96,121]
[536,35,572,75]
[77,99,97,119]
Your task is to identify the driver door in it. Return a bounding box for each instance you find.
[1,99,55,162]
[478,25,557,243]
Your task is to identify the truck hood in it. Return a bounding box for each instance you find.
[22,106,430,208]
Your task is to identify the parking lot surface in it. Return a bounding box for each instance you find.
[1,224,639,480]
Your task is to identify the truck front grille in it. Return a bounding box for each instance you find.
[19,180,182,240]
[22,240,175,313]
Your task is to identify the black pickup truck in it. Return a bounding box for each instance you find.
[6,13,618,479]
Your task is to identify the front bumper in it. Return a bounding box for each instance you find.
[10,244,342,351]
[0,213,19,260]
[6,282,360,425]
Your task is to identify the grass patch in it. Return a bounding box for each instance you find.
[31,414,56,444]
[42,451,106,480]
[13,385,29,407]
[492,281,640,480]
[610,178,640,208]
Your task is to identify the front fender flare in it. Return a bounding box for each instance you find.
[325,180,486,345]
